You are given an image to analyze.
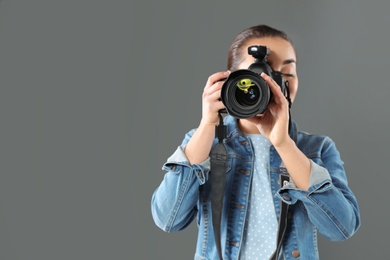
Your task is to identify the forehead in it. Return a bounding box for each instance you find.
[242,37,296,63]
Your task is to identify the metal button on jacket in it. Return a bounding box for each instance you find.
[282,194,291,201]
[292,250,300,258]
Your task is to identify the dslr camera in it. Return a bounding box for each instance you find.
[221,45,287,118]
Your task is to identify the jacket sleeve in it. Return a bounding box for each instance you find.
[151,129,210,232]
[276,137,361,241]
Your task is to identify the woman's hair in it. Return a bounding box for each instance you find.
[227,24,294,71]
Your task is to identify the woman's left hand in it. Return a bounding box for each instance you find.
[245,72,291,148]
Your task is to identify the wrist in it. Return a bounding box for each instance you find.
[273,137,295,151]
[199,118,219,128]
[197,120,218,136]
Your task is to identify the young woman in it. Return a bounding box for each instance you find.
[151,24,360,260]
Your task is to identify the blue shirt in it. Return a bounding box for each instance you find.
[240,134,277,259]
[151,116,361,260]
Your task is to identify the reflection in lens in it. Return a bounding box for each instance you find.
[236,78,255,90]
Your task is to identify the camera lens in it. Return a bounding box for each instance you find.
[221,70,270,118]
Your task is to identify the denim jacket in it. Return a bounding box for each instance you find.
[151,116,360,260]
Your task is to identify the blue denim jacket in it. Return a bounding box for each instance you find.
[151,116,360,260]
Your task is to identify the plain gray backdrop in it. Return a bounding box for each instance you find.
[0,0,388,259]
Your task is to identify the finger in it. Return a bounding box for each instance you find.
[203,89,224,109]
[261,73,286,104]
[215,100,225,111]
[204,80,224,96]
[204,71,230,90]
[209,88,223,102]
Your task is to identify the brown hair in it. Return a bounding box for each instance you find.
[227,25,294,71]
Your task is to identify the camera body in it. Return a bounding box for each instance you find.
[221,45,286,118]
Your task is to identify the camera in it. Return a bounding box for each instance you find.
[220,45,286,118]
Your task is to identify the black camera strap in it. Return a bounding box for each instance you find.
[269,174,290,260]
[210,113,228,260]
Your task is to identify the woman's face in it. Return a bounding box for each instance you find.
[237,37,298,102]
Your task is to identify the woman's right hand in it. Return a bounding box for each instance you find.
[184,71,230,164]
[200,71,230,126]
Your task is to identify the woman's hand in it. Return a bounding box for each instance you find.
[200,71,230,126]
[245,72,291,148]
[184,71,230,164]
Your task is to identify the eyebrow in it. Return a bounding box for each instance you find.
[282,59,296,65]
[267,59,296,66]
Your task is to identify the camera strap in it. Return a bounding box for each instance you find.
[210,113,228,260]
[269,174,290,260]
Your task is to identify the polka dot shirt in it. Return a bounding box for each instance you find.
[239,134,278,260]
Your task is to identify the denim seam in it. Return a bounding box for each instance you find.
[201,188,208,257]
[313,227,319,259]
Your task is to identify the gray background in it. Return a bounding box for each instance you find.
[0,0,388,259]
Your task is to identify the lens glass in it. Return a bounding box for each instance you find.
[234,79,260,107]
